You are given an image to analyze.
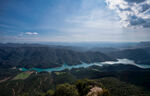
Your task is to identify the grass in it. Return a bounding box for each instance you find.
[13,71,33,80]
[55,72,66,75]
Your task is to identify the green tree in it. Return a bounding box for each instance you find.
[46,89,55,96]
[75,79,102,96]
[53,83,79,96]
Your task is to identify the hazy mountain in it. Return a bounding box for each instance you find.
[110,48,150,65]
[0,44,114,68]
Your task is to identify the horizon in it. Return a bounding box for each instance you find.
[0,40,145,44]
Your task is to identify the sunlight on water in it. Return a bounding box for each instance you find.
[102,59,135,65]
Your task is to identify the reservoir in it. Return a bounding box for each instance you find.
[20,59,150,72]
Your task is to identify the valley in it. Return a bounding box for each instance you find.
[0,43,150,96]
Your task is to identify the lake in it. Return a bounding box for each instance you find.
[19,59,150,72]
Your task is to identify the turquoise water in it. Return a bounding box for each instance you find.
[19,59,150,72]
[19,62,103,72]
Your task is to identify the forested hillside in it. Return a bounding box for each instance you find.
[110,48,150,65]
[0,64,150,96]
[0,44,114,68]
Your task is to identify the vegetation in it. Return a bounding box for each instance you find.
[0,64,150,96]
[0,68,20,80]
[50,79,110,96]
[0,44,114,68]
[75,79,108,96]
[53,83,79,96]
[0,43,150,96]
[110,48,150,64]
[13,71,33,80]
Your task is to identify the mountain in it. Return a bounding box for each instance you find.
[110,48,150,65]
[0,43,150,96]
[0,44,114,68]
[136,41,150,48]
[89,47,120,54]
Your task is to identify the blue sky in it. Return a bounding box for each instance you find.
[0,0,150,43]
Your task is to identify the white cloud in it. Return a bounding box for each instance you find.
[105,0,150,28]
[18,32,39,37]
[25,32,39,35]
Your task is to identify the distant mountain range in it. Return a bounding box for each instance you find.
[0,42,150,69]
[109,48,150,65]
[0,44,114,68]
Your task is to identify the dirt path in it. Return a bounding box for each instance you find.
[0,77,10,83]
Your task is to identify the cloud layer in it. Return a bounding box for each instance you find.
[105,0,150,28]
[25,32,38,35]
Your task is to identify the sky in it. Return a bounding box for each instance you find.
[0,0,150,43]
